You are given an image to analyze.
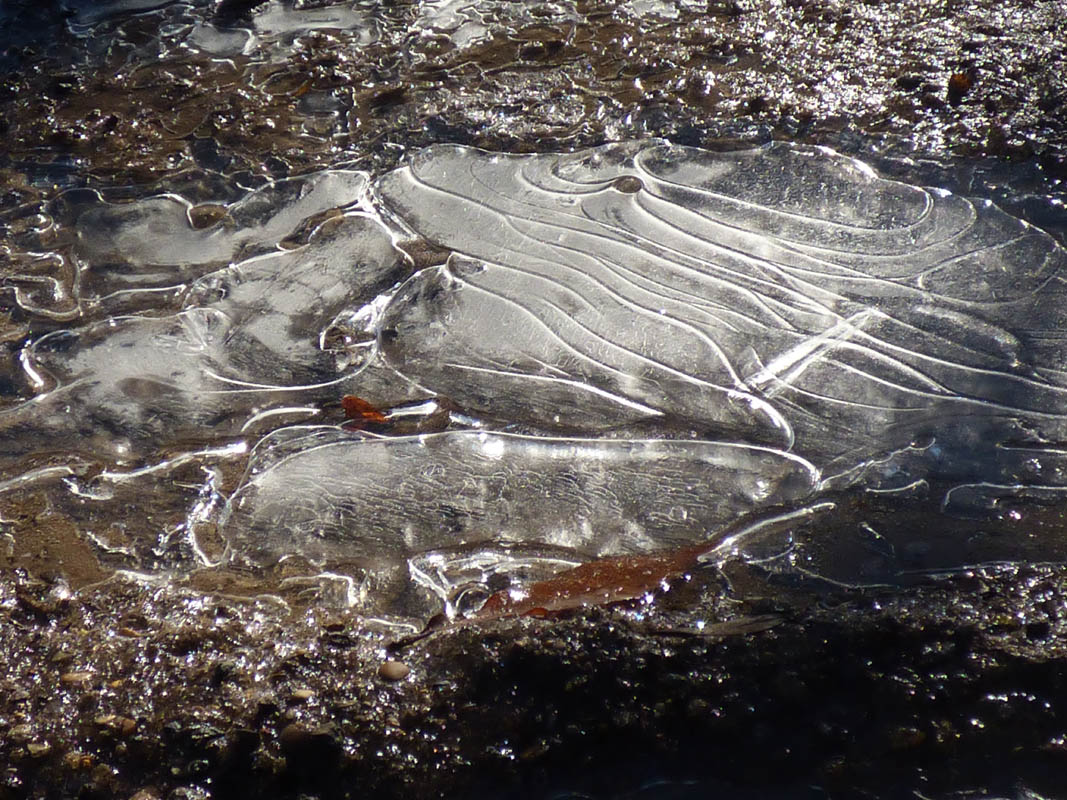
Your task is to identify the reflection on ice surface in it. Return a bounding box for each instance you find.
[66,170,370,292]
[4,140,1067,608]
[5,212,403,470]
[187,0,376,58]
[61,0,178,27]
[0,171,405,570]
[220,428,818,565]
[59,0,376,57]
[248,0,373,37]
[416,0,580,50]
[376,141,1067,493]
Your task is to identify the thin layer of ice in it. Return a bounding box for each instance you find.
[62,0,178,27]
[219,428,819,567]
[186,0,376,60]
[9,139,1067,594]
[375,142,1067,490]
[2,212,405,470]
[68,170,368,290]
[416,0,580,50]
[250,0,371,38]
[619,0,682,20]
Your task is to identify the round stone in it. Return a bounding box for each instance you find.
[378,660,410,682]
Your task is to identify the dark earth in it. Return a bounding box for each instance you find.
[2,0,1067,797]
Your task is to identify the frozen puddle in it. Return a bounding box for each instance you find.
[0,168,408,573]
[4,140,1067,613]
[66,169,372,294]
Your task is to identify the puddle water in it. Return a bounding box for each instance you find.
[2,0,1067,627]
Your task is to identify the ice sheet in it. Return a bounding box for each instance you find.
[375,141,1067,489]
[8,140,1067,595]
[220,428,819,567]
[2,212,405,471]
[69,170,369,291]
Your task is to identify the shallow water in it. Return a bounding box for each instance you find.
[1,0,1066,625]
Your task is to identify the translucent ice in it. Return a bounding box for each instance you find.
[9,139,1067,595]
[69,170,368,292]
[375,141,1067,488]
[62,0,177,27]
[220,428,819,567]
[187,0,376,60]
[3,211,405,471]
[249,0,372,39]
[416,0,580,50]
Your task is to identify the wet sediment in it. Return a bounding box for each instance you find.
[3,563,1067,798]
[1,0,1064,207]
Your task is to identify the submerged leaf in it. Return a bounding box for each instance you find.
[341,395,389,425]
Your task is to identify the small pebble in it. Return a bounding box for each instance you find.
[612,175,643,194]
[278,722,311,753]
[94,714,137,735]
[378,660,410,682]
[9,724,34,742]
[63,750,95,771]
[26,742,52,758]
[116,716,137,736]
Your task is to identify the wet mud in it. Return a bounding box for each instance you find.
[4,563,1067,799]
[2,0,1067,797]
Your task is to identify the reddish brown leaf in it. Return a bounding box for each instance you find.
[471,503,834,622]
[474,544,708,621]
[341,394,388,424]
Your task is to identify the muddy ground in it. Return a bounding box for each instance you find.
[4,562,1067,799]
[2,0,1067,797]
